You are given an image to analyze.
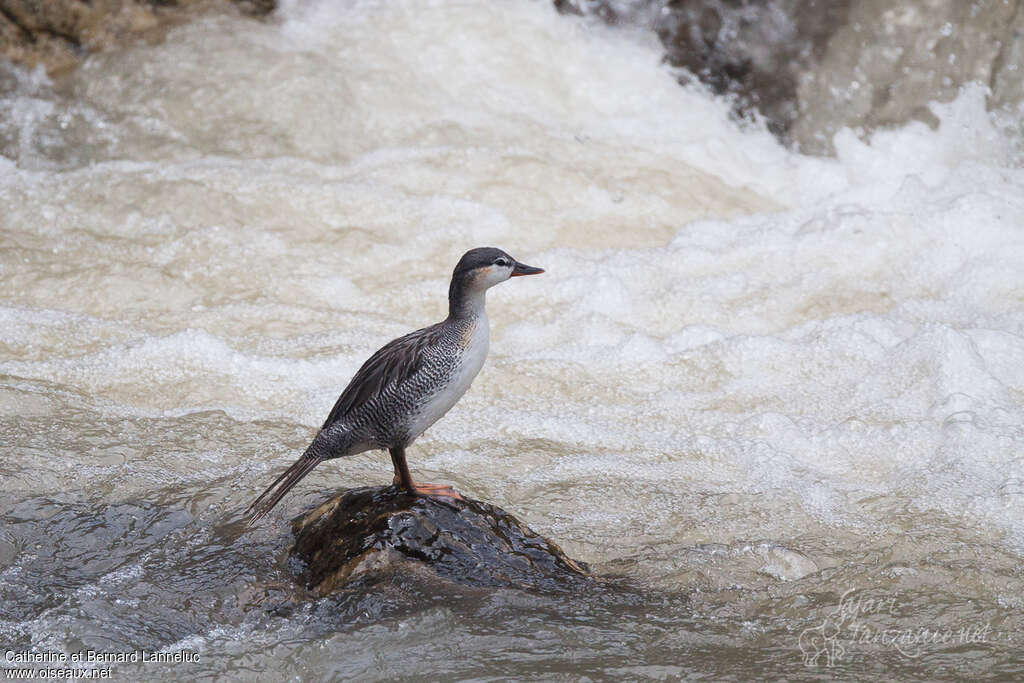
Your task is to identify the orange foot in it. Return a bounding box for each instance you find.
[392,476,463,500]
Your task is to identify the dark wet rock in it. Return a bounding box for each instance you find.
[654,0,850,142]
[0,0,274,75]
[555,0,852,142]
[556,0,1024,154]
[791,0,1024,154]
[289,486,593,596]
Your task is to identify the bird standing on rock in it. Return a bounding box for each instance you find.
[247,247,544,524]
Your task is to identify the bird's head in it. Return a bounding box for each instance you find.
[448,247,544,316]
[451,247,544,291]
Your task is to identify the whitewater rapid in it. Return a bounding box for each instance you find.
[1,0,1022,678]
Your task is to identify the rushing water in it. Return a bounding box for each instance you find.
[2,0,1023,679]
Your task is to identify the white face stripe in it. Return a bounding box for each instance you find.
[471,263,513,290]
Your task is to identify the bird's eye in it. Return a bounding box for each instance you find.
[496,258,510,267]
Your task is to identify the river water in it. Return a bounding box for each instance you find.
[1,0,1023,679]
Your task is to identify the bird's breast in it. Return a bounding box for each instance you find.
[407,316,489,440]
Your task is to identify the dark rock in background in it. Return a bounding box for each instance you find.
[557,0,1024,154]
[290,486,593,596]
[555,0,852,144]
[792,0,1024,153]
[3,0,1021,155]
[653,0,850,143]
[566,0,850,140]
[0,0,273,75]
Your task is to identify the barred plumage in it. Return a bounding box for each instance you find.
[246,247,543,524]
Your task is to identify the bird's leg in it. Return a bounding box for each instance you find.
[389,446,462,500]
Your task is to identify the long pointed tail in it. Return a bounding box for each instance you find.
[246,454,323,525]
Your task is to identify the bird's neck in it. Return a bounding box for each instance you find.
[448,280,487,320]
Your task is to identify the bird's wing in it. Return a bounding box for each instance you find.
[322,322,446,428]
